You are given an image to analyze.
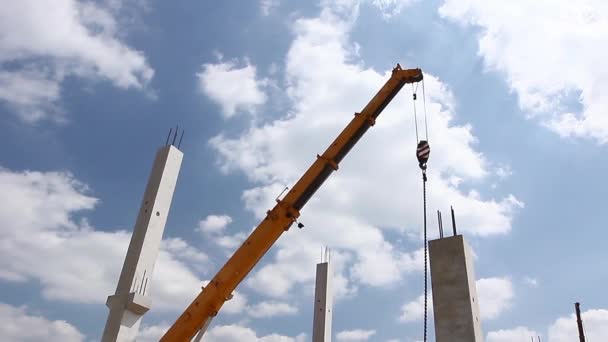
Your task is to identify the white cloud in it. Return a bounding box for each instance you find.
[400,277,512,324]
[245,239,330,298]
[523,276,539,288]
[206,324,306,342]
[548,309,608,342]
[486,326,540,342]
[478,308,608,342]
[398,294,432,322]
[0,0,153,122]
[336,329,376,341]
[439,0,608,143]
[210,0,521,300]
[138,323,171,342]
[260,0,280,16]
[198,214,233,235]
[495,164,512,180]
[223,290,249,314]
[0,166,208,312]
[138,323,305,342]
[195,280,247,314]
[163,237,209,264]
[244,232,356,300]
[197,59,268,118]
[371,0,417,18]
[0,69,63,122]
[197,214,247,251]
[248,301,298,318]
[214,232,248,250]
[477,277,514,320]
[0,303,84,342]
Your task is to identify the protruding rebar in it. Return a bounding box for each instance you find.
[437,210,444,238]
[172,125,179,146]
[451,206,457,236]
[165,128,173,146]
[178,130,185,149]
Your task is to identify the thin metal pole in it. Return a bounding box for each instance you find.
[178,130,185,149]
[165,128,172,146]
[451,206,457,236]
[172,125,178,145]
[575,302,586,342]
[437,210,443,238]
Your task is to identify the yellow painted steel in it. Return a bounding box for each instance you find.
[160,65,423,341]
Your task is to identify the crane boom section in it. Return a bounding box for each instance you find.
[160,65,423,341]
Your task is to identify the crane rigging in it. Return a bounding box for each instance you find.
[160,64,427,341]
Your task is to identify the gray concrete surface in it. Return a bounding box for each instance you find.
[101,145,183,342]
[312,261,333,342]
[429,235,483,342]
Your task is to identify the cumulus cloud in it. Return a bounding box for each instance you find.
[198,214,233,235]
[0,0,153,122]
[371,0,417,18]
[245,234,356,299]
[197,214,247,251]
[206,324,306,342]
[221,290,249,314]
[439,0,608,143]
[399,293,432,322]
[247,301,298,318]
[482,309,608,342]
[260,0,280,16]
[0,303,84,342]
[477,277,514,320]
[523,276,539,288]
[486,326,540,342]
[137,323,171,342]
[400,277,513,323]
[197,58,268,118]
[138,323,305,342]
[0,166,208,312]
[0,69,63,122]
[210,0,521,300]
[336,329,376,341]
[548,309,608,341]
[214,232,248,250]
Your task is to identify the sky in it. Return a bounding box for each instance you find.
[1,0,607,341]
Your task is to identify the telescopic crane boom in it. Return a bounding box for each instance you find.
[161,64,423,341]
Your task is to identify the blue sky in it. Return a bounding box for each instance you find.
[1,0,607,341]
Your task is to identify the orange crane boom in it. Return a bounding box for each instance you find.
[161,64,423,341]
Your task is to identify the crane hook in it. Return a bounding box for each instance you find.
[416,140,430,172]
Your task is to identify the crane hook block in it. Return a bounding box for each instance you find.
[416,140,430,170]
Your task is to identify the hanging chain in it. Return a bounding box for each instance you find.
[414,76,430,342]
[416,141,430,342]
[423,173,428,342]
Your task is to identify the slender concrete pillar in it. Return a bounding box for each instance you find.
[101,144,183,342]
[429,235,483,342]
[312,258,333,342]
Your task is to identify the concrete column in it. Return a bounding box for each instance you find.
[429,235,483,342]
[312,260,333,342]
[101,145,183,342]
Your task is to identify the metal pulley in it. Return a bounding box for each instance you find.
[416,140,430,171]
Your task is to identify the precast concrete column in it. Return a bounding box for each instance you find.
[101,145,183,342]
[429,235,483,342]
[312,260,333,342]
